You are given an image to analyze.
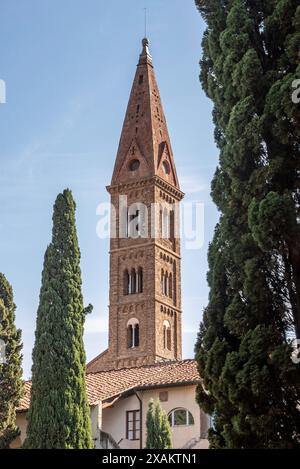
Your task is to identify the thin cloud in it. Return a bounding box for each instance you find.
[85,316,109,335]
[179,171,209,194]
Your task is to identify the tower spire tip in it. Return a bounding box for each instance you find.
[139,37,152,65]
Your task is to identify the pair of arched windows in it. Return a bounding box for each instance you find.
[127,209,141,238]
[163,320,171,351]
[161,270,173,299]
[160,208,175,240]
[126,205,147,239]
[127,319,140,349]
[124,268,143,295]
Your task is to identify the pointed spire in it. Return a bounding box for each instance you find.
[111,39,180,190]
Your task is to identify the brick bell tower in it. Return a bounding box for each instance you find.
[105,38,184,370]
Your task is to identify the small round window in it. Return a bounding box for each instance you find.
[129,159,140,172]
[163,161,170,175]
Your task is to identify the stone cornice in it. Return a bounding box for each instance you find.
[107,175,185,200]
[153,176,185,200]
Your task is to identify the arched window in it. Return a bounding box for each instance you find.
[127,206,140,238]
[169,273,173,299]
[130,269,137,294]
[170,210,175,241]
[125,268,143,296]
[124,270,130,296]
[137,267,143,294]
[127,203,148,239]
[168,408,195,427]
[164,272,169,297]
[162,207,170,239]
[159,209,163,237]
[161,269,165,295]
[127,324,133,349]
[127,319,140,349]
[135,323,140,347]
[162,271,172,297]
[163,320,171,351]
[173,261,177,306]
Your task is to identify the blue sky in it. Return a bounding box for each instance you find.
[0,0,219,379]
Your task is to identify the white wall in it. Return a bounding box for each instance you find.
[102,394,141,450]
[101,384,209,449]
[11,412,27,448]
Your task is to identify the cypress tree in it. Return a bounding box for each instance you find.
[194,0,300,448]
[24,189,93,449]
[146,400,172,449]
[146,399,156,448]
[0,274,23,448]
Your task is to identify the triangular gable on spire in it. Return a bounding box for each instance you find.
[114,138,151,184]
[157,141,178,187]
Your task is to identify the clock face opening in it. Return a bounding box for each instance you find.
[129,159,140,171]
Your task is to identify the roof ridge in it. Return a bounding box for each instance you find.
[86,348,108,368]
[18,359,200,412]
[87,358,196,377]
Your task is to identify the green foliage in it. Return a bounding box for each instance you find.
[249,192,297,251]
[0,274,23,448]
[23,189,93,449]
[195,0,300,448]
[146,400,172,449]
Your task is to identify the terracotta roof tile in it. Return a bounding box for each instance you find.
[18,360,200,412]
[20,381,32,411]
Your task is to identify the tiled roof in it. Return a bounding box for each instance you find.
[18,360,200,412]
[20,381,32,411]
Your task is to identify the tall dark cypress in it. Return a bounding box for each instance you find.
[24,190,93,449]
[195,0,300,448]
[0,274,23,448]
